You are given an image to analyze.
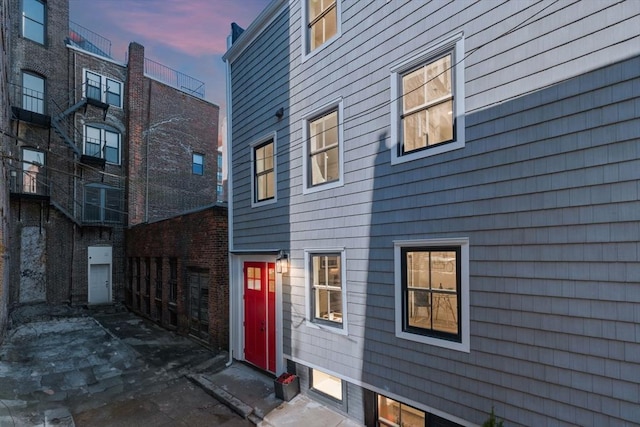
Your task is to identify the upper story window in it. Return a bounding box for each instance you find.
[390,34,465,165]
[22,0,45,44]
[84,125,121,164]
[192,153,204,175]
[302,99,343,194]
[307,251,345,330]
[309,0,336,51]
[394,238,469,352]
[254,140,274,203]
[84,70,123,108]
[402,54,453,152]
[217,152,223,182]
[22,71,45,114]
[84,184,122,223]
[21,148,45,194]
[303,0,341,58]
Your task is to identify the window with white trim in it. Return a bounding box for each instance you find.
[84,70,122,108]
[309,252,343,327]
[84,125,121,164]
[84,184,121,223]
[22,0,45,44]
[390,34,465,164]
[394,238,469,352]
[303,100,343,193]
[254,140,274,202]
[307,0,337,52]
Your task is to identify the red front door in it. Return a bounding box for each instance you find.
[244,262,276,372]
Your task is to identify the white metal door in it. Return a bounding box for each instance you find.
[89,264,111,304]
[88,246,112,305]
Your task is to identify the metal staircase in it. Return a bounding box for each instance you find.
[50,98,86,155]
[50,83,109,157]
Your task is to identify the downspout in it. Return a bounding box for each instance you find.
[224,33,234,367]
[144,82,152,223]
[70,50,77,304]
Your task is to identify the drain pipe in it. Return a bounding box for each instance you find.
[224,32,234,368]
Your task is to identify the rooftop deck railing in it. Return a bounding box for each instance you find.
[69,21,112,58]
[68,21,204,99]
[144,58,205,99]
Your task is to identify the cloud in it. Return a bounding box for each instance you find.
[87,0,270,57]
[69,0,270,108]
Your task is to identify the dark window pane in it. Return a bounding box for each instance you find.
[105,189,121,222]
[403,247,460,340]
[23,0,45,44]
[84,187,101,221]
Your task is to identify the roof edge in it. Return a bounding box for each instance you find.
[222,0,288,63]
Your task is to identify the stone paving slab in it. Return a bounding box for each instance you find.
[1,305,364,427]
[258,394,363,427]
[0,306,251,427]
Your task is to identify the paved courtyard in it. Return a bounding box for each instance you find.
[0,305,252,426]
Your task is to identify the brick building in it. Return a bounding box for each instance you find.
[125,205,228,350]
[2,0,223,343]
[0,0,10,341]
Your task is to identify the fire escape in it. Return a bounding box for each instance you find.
[9,81,110,227]
[51,88,110,167]
[8,20,124,231]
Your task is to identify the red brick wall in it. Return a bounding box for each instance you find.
[126,43,219,226]
[126,42,146,225]
[0,0,10,341]
[125,205,228,351]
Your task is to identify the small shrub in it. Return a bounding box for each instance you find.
[482,406,504,427]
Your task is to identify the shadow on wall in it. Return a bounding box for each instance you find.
[361,55,640,426]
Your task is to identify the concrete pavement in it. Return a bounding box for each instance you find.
[0,304,362,426]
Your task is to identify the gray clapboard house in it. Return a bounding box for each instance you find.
[223,1,640,425]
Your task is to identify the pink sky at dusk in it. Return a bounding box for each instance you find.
[69,0,272,121]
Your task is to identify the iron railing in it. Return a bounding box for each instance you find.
[8,163,50,197]
[69,21,112,58]
[144,58,205,99]
[9,82,45,114]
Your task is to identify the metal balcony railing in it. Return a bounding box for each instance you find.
[9,82,46,115]
[8,164,50,197]
[68,21,112,58]
[144,58,205,99]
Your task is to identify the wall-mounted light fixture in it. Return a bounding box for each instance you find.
[276,250,289,274]
[275,107,284,119]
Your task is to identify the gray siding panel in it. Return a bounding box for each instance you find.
[229,1,640,425]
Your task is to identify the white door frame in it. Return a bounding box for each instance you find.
[88,246,112,304]
[230,253,283,375]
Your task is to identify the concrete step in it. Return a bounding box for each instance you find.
[187,373,259,422]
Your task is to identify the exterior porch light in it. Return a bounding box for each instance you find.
[276,250,289,274]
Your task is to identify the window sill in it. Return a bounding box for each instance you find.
[303,179,343,195]
[251,197,277,208]
[391,139,464,165]
[302,33,341,63]
[305,320,348,336]
[395,330,469,353]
